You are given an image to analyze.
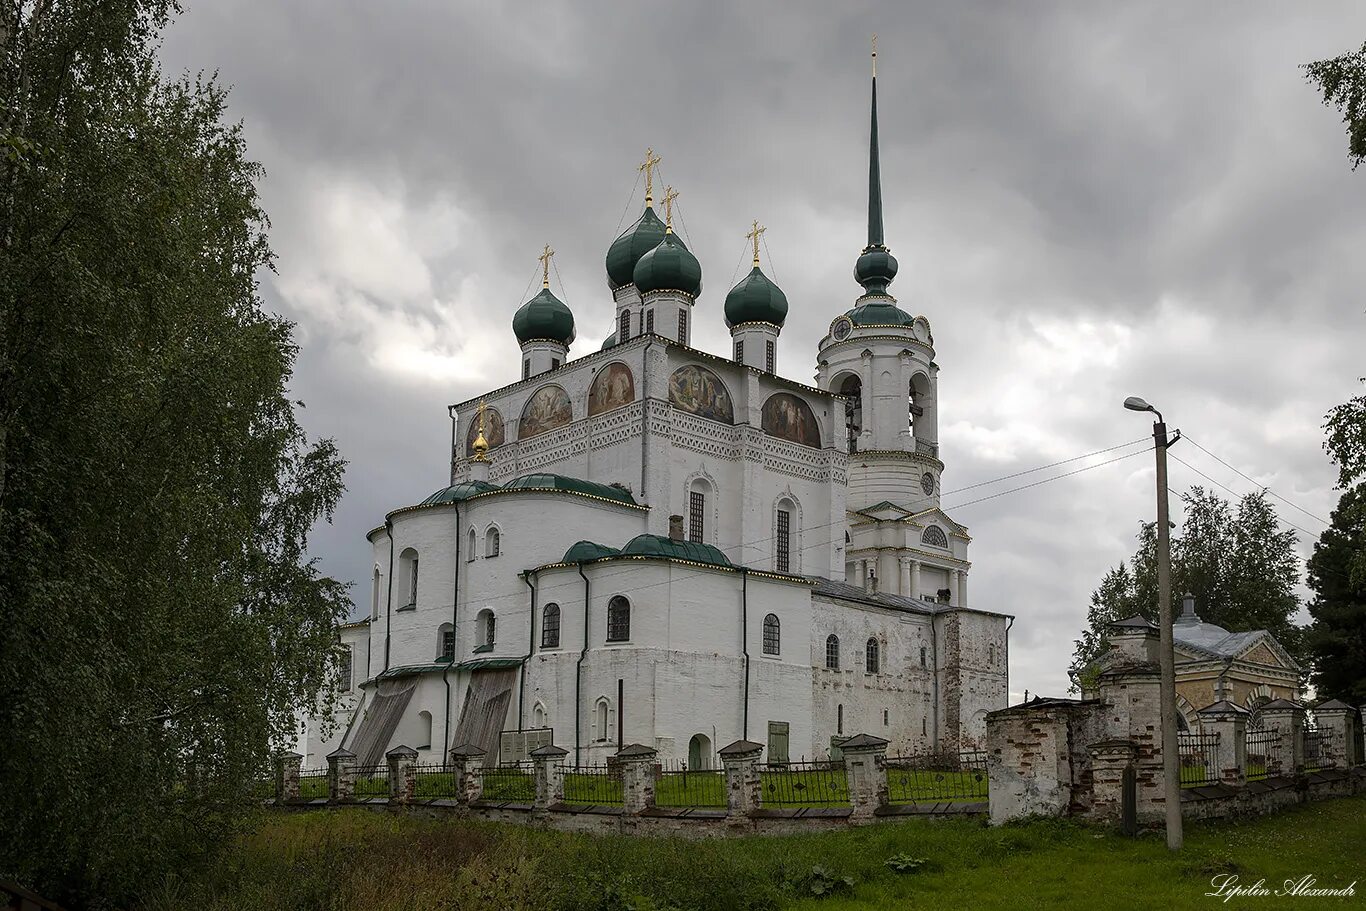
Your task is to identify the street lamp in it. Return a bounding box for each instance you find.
[1125,394,1183,851]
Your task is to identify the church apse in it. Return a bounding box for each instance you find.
[668,364,733,423]
[465,406,505,456]
[587,362,635,416]
[762,393,821,448]
[519,385,573,439]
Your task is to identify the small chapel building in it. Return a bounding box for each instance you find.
[307,59,1011,770]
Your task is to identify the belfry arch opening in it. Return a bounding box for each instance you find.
[909,372,931,437]
[837,374,862,452]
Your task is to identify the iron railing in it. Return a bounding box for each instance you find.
[296,768,329,800]
[477,763,536,802]
[353,764,390,800]
[654,760,726,808]
[1303,728,1327,772]
[1246,727,1281,781]
[1177,731,1220,787]
[758,760,847,807]
[412,762,459,799]
[884,750,989,803]
[561,765,623,805]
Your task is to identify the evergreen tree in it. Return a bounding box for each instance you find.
[0,3,349,905]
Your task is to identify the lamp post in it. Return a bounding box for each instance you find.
[1124,395,1183,851]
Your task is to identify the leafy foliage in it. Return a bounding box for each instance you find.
[0,2,348,905]
[1069,488,1302,691]
[1304,41,1366,170]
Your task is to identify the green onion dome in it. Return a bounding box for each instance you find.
[846,299,915,326]
[724,265,788,328]
[854,245,898,297]
[605,206,667,289]
[632,231,702,297]
[512,287,575,345]
[600,333,619,351]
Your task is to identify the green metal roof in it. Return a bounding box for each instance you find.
[845,298,915,327]
[512,286,576,345]
[563,540,623,563]
[621,533,732,566]
[724,265,788,328]
[633,230,702,297]
[501,473,638,504]
[600,333,619,350]
[420,480,501,505]
[605,206,667,289]
[456,657,524,672]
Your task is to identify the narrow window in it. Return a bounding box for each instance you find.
[734,339,744,363]
[765,339,775,373]
[596,699,610,741]
[837,704,844,736]
[523,359,530,380]
[689,490,705,543]
[922,717,927,736]
[825,634,840,670]
[542,603,561,648]
[551,357,560,370]
[762,613,780,656]
[418,711,433,749]
[920,645,927,668]
[607,596,631,642]
[619,309,631,342]
[486,527,500,558]
[467,528,476,561]
[677,310,687,343]
[475,609,495,650]
[370,566,381,620]
[776,508,791,573]
[439,624,455,661]
[883,709,889,726]
[866,638,880,674]
[987,644,994,666]
[409,557,419,606]
[339,646,353,693]
[646,309,654,334]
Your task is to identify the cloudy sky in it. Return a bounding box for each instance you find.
[161,2,1364,699]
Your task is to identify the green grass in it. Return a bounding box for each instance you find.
[135,792,1366,911]
[655,770,727,807]
[296,773,328,800]
[885,767,987,803]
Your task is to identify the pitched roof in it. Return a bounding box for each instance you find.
[620,534,732,567]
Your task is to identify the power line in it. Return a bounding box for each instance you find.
[941,437,1150,496]
[1181,435,1330,526]
[1166,453,1321,542]
[611,169,644,237]
[942,447,1153,510]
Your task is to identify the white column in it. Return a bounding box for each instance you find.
[899,558,911,596]
[949,570,960,606]
[910,560,921,601]
[958,570,968,608]
[855,560,866,589]
[859,350,874,449]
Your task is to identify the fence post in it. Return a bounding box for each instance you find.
[718,739,765,820]
[448,743,487,805]
[276,752,302,802]
[614,743,659,815]
[386,744,418,804]
[327,747,357,802]
[1313,699,1356,770]
[530,744,569,809]
[1197,701,1248,787]
[1259,700,1305,777]
[838,734,889,821]
[1086,740,1138,824]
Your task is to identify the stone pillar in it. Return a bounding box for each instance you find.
[530,744,568,809]
[899,558,911,597]
[275,752,302,802]
[840,734,889,821]
[1197,701,1249,787]
[1259,699,1305,777]
[1312,700,1356,770]
[386,744,418,804]
[1086,740,1138,824]
[326,747,357,802]
[949,570,960,606]
[718,739,765,819]
[1095,626,1166,825]
[958,570,968,608]
[615,744,659,815]
[449,743,487,805]
[910,560,921,600]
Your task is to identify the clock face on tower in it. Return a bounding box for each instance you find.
[830,315,853,341]
[921,472,936,496]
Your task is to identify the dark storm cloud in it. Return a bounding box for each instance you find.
[159,1,1366,698]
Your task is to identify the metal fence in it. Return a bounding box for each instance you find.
[1303,728,1327,772]
[296,768,329,800]
[1246,727,1280,781]
[561,765,623,805]
[1177,731,1220,787]
[353,764,390,800]
[758,760,847,807]
[884,750,989,803]
[654,761,726,808]
[477,763,536,802]
[412,762,459,799]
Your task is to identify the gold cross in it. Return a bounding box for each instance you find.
[639,147,661,205]
[538,244,555,288]
[747,219,766,267]
[662,186,679,232]
[872,33,877,76]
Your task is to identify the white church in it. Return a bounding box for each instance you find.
[308,62,1011,771]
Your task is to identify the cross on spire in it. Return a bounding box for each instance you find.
[747,219,766,267]
[639,147,661,206]
[662,186,679,232]
[538,244,555,289]
[871,33,877,76]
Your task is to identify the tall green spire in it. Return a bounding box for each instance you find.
[854,39,898,298]
[868,57,883,248]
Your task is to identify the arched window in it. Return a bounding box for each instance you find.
[437,622,455,661]
[839,374,862,452]
[418,711,432,749]
[919,645,927,668]
[398,547,419,609]
[619,308,631,343]
[541,603,561,649]
[688,478,712,543]
[837,703,844,736]
[921,526,948,548]
[370,565,381,620]
[762,613,780,656]
[607,596,630,642]
[825,634,840,670]
[775,497,796,573]
[596,697,610,742]
[533,702,547,729]
[338,645,353,693]
[485,527,500,558]
[475,609,495,651]
[467,528,477,561]
[865,638,880,674]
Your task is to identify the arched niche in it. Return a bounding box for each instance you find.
[668,365,733,423]
[519,385,572,439]
[762,393,821,448]
[465,406,505,455]
[588,362,635,416]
